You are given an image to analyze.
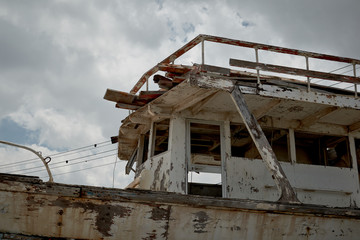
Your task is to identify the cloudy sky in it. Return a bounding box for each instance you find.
[0,0,359,188]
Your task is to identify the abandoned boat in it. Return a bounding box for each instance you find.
[1,34,360,239]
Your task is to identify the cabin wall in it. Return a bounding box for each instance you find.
[167,116,187,194]
[137,152,171,191]
[225,157,359,207]
[178,106,360,207]
[136,116,187,194]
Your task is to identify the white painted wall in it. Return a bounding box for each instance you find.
[226,157,359,207]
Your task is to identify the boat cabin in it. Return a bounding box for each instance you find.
[105,34,360,208]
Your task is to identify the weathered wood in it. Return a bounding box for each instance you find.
[258,84,360,110]
[230,87,299,203]
[172,88,217,113]
[104,88,136,103]
[299,106,339,128]
[115,102,140,110]
[158,63,195,75]
[349,121,360,133]
[139,91,165,101]
[189,74,235,92]
[252,98,282,119]
[230,58,360,84]
[191,92,218,115]
[200,64,231,76]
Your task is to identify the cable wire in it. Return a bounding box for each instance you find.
[20,153,117,175]
[40,161,117,178]
[0,140,111,169]
[6,148,117,174]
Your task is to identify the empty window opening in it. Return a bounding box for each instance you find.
[152,119,170,156]
[295,132,350,168]
[230,124,289,162]
[355,139,360,176]
[188,172,222,197]
[190,122,221,164]
[136,131,150,171]
[188,122,222,197]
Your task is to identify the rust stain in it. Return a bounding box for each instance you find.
[193,211,210,233]
[287,106,304,112]
[51,198,132,237]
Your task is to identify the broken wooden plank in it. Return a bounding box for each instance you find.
[153,75,174,90]
[115,102,140,110]
[230,59,360,84]
[199,64,231,76]
[104,88,136,103]
[139,91,165,101]
[189,74,235,92]
[158,63,195,75]
[230,86,299,203]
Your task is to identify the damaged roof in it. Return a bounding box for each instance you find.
[104,34,360,160]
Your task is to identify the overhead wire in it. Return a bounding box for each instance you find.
[40,161,118,178]
[21,153,117,175]
[0,140,111,169]
[6,148,117,174]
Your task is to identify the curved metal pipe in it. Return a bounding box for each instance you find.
[0,140,54,182]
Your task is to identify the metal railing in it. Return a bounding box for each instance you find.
[130,34,360,97]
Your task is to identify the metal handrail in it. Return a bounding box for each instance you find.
[0,140,54,182]
[130,34,360,95]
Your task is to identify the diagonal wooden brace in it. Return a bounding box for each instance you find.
[230,86,299,203]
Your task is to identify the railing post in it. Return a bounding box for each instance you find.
[255,48,260,85]
[305,56,310,92]
[201,37,205,65]
[354,63,357,98]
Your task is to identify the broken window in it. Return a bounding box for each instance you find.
[230,124,290,162]
[295,132,351,168]
[136,131,150,170]
[152,119,170,156]
[188,122,222,197]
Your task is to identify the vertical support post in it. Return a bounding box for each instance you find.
[288,129,296,164]
[354,63,357,98]
[255,48,261,85]
[305,56,310,92]
[230,87,299,203]
[201,38,205,65]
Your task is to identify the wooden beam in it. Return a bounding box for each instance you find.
[139,91,165,101]
[104,89,136,103]
[191,92,219,115]
[230,59,360,84]
[349,121,360,133]
[230,87,299,203]
[252,99,282,119]
[172,89,217,113]
[115,102,140,110]
[258,84,360,110]
[299,106,339,128]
